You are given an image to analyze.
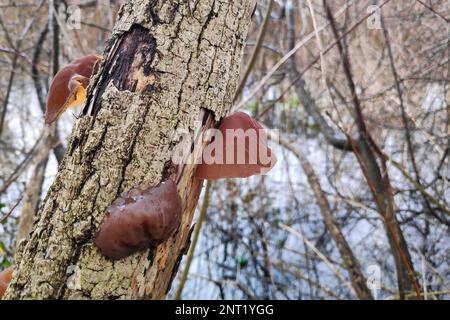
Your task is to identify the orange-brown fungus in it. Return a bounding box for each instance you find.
[45,54,102,124]
[94,179,182,260]
[0,266,13,299]
[195,112,277,179]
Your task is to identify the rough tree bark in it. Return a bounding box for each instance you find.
[5,0,255,299]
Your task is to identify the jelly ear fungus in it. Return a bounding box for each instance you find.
[95,179,182,260]
[195,112,277,180]
[45,54,102,124]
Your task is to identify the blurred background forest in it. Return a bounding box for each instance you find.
[0,0,448,299]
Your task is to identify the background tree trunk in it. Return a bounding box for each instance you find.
[5,0,255,299]
[278,134,373,300]
[16,126,54,243]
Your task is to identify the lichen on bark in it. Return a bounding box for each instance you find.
[5,0,255,299]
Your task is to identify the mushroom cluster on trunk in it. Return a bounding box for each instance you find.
[94,112,277,260]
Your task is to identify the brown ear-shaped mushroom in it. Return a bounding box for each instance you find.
[0,266,13,299]
[45,54,102,124]
[94,179,182,260]
[195,112,277,179]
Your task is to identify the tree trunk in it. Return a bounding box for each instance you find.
[5,0,255,299]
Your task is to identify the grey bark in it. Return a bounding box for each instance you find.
[5,0,255,299]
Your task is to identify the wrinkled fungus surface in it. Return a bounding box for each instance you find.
[45,54,102,124]
[195,112,277,179]
[0,266,13,299]
[95,179,182,260]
